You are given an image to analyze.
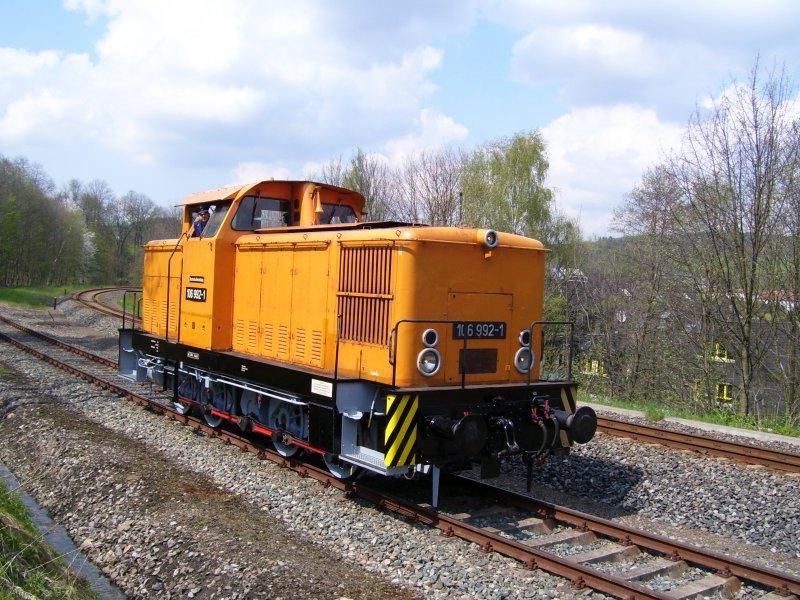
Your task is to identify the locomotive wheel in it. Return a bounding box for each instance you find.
[204,384,232,428]
[273,434,300,458]
[173,399,193,416]
[175,375,201,417]
[324,454,357,479]
[268,399,305,458]
[204,410,224,428]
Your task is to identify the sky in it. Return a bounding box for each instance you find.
[1,1,799,238]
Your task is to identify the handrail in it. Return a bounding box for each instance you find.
[526,320,575,386]
[121,290,141,330]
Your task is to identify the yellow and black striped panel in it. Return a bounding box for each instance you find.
[560,384,578,412]
[384,393,418,467]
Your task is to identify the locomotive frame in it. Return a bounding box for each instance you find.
[119,180,596,505]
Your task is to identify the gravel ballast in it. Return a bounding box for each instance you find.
[0,302,591,599]
[1,300,799,597]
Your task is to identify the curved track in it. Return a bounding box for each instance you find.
[73,287,141,325]
[0,311,798,599]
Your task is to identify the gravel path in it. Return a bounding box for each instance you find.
[1,299,799,598]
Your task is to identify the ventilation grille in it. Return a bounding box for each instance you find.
[143,298,156,331]
[147,298,178,337]
[294,328,306,360]
[168,301,178,336]
[337,245,394,345]
[310,330,323,366]
[234,319,245,348]
[247,321,258,353]
[263,323,273,354]
[278,325,289,357]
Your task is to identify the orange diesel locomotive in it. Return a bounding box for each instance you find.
[119,180,596,502]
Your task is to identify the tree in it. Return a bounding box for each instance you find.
[394,148,462,226]
[343,148,396,221]
[461,131,581,348]
[0,155,86,286]
[770,121,800,424]
[461,131,555,237]
[666,60,799,415]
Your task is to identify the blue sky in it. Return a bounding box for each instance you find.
[1,1,799,237]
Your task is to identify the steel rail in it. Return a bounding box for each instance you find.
[0,314,117,369]
[451,475,800,597]
[73,287,141,321]
[597,417,800,474]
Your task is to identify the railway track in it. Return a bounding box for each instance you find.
[0,312,798,599]
[598,418,800,473]
[73,287,141,325]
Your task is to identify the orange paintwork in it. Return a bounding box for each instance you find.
[141,180,548,391]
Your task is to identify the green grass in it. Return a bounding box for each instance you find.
[0,478,98,599]
[0,285,84,308]
[580,392,800,437]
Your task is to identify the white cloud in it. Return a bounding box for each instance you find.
[0,90,77,139]
[1,1,466,170]
[487,1,800,118]
[512,25,655,84]
[542,104,683,237]
[62,0,115,22]
[383,108,469,166]
[229,161,293,184]
[3,0,798,241]
[0,48,62,78]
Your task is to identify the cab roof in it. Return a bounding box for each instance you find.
[179,180,365,208]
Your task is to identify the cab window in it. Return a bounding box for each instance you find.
[232,196,291,230]
[322,203,357,224]
[201,202,230,238]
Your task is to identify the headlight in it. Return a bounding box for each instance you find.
[422,328,439,347]
[514,347,534,373]
[417,348,442,376]
[479,229,499,248]
[518,329,531,347]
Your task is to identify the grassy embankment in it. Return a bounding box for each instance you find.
[580,392,800,438]
[0,478,98,599]
[0,285,84,308]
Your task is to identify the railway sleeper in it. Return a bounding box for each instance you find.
[622,556,688,582]
[570,542,641,565]
[521,528,597,549]
[482,516,556,536]
[663,573,741,600]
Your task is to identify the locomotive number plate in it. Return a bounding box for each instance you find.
[452,321,506,340]
[185,287,207,302]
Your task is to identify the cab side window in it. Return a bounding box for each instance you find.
[200,203,230,238]
[322,203,357,224]
[232,196,291,230]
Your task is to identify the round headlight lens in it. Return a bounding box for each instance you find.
[422,328,439,347]
[417,348,442,376]
[518,329,531,347]
[514,347,534,373]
